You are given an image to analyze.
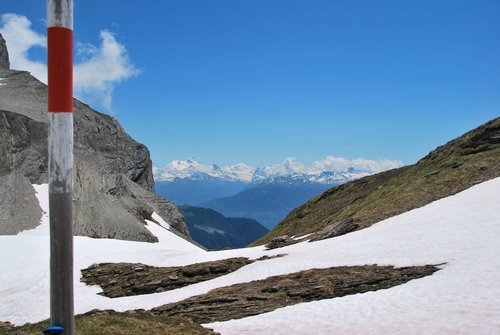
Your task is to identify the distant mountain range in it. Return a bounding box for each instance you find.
[154,158,375,184]
[154,158,381,229]
[154,159,255,182]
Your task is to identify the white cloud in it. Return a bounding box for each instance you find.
[0,13,47,82]
[309,156,403,174]
[262,156,402,175]
[264,157,306,175]
[74,30,140,110]
[0,14,140,112]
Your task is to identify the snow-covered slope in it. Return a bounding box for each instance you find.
[1,178,499,335]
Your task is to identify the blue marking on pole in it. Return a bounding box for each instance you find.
[43,325,64,334]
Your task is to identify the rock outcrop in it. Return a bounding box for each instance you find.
[81,257,254,298]
[264,235,297,250]
[150,264,440,323]
[0,33,9,69]
[0,39,190,242]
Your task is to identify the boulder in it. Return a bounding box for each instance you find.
[309,218,359,242]
[265,235,297,250]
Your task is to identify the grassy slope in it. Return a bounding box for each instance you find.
[254,117,500,245]
[0,313,218,335]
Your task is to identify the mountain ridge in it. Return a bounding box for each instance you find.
[253,117,500,245]
[154,157,398,184]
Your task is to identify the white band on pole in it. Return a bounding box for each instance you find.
[48,113,74,194]
[47,0,73,29]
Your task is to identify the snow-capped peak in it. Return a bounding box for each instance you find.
[154,156,401,184]
[156,158,257,182]
[221,163,255,182]
[157,158,226,181]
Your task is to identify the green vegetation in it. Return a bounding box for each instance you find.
[0,312,217,335]
[254,117,500,245]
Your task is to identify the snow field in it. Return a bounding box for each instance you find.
[0,178,499,335]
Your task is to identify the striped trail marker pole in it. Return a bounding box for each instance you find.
[47,1,74,334]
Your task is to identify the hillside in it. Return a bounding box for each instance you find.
[254,117,500,244]
[202,180,332,229]
[178,205,269,249]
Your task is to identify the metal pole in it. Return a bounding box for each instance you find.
[47,1,74,334]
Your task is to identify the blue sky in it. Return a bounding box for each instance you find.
[1,0,499,168]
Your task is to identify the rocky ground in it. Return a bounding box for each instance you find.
[149,264,440,323]
[81,257,255,298]
[82,258,439,325]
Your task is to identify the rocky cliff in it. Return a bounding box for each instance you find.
[0,36,190,242]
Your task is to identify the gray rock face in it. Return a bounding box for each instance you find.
[0,33,9,69]
[0,172,43,234]
[0,109,47,183]
[0,66,190,242]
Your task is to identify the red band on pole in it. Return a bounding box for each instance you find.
[48,27,73,113]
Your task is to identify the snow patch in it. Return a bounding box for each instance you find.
[144,217,200,252]
[291,233,312,240]
[151,212,170,230]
